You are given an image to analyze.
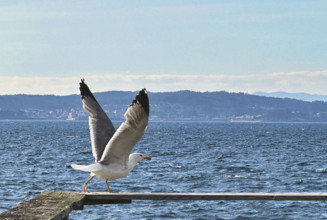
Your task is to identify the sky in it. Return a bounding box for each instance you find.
[0,0,327,95]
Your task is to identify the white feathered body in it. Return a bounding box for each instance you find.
[71,153,144,180]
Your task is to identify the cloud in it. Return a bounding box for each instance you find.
[1,70,327,95]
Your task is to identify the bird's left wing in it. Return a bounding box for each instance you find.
[99,88,149,166]
[79,79,116,162]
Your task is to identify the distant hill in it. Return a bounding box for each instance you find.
[253,92,327,102]
[1,91,327,122]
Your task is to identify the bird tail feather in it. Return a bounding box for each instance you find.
[71,163,102,172]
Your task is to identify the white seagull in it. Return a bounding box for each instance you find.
[71,79,151,192]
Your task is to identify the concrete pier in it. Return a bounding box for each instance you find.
[1,191,327,219]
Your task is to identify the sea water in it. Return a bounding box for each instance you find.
[1,121,327,219]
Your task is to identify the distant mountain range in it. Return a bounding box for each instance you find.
[1,91,327,122]
[253,92,327,102]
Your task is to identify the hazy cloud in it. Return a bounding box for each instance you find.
[1,70,327,95]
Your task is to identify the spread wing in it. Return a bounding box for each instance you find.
[99,88,149,166]
[79,79,115,162]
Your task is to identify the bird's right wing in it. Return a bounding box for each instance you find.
[99,88,149,166]
[79,79,115,162]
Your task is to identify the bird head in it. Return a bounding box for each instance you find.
[130,153,152,163]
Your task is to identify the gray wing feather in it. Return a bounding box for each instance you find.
[79,79,115,162]
[99,88,149,166]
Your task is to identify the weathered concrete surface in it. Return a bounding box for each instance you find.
[0,191,85,220]
[2,191,327,219]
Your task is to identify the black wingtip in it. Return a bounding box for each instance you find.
[132,88,150,115]
[79,78,97,102]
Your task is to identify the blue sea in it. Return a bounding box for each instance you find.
[1,121,327,219]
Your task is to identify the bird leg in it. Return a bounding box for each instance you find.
[83,175,95,193]
[105,179,112,193]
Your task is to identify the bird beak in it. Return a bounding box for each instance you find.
[143,156,152,160]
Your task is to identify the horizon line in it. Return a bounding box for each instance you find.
[1,70,327,95]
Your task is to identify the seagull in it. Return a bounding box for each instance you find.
[71,79,151,193]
